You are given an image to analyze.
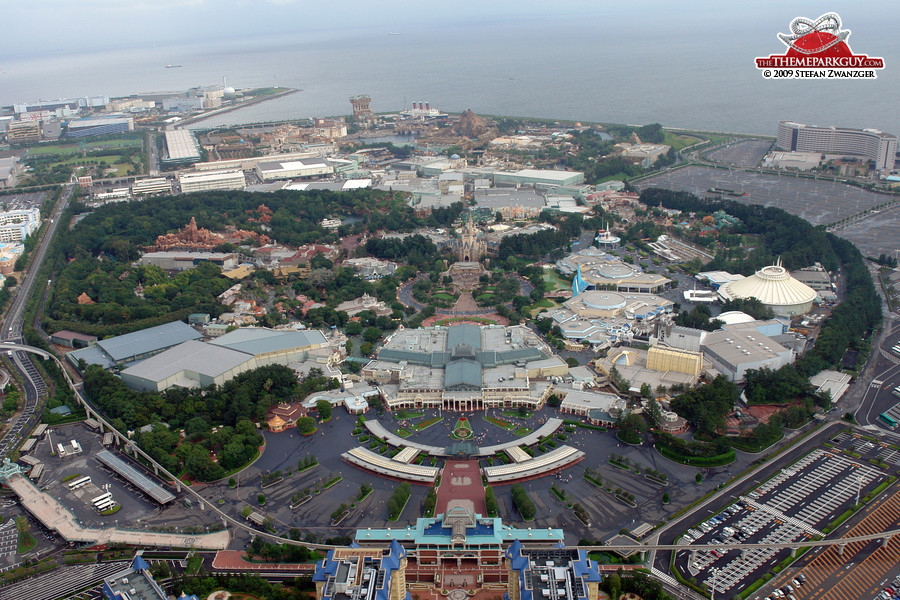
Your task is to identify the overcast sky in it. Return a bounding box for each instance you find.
[5,0,890,57]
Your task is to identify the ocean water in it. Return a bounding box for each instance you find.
[2,12,898,136]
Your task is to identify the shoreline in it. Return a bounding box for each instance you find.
[178,88,299,128]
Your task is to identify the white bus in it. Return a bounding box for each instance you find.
[94,499,115,512]
[91,492,112,506]
[71,440,81,453]
[67,476,91,490]
[893,386,900,399]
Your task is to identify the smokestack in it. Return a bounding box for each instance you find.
[425,102,430,110]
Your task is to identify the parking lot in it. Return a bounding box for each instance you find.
[0,191,48,212]
[836,201,900,258]
[636,165,887,226]
[0,520,16,561]
[675,442,888,600]
[705,139,773,168]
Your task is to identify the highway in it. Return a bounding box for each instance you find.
[0,184,72,457]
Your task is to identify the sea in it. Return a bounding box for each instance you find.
[2,11,899,136]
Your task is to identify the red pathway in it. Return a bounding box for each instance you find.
[212,550,317,571]
[436,460,486,516]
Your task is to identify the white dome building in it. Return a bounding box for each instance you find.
[719,260,816,317]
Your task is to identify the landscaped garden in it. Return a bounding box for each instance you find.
[450,416,474,440]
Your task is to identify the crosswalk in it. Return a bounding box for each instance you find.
[741,497,823,537]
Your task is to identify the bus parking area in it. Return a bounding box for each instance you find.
[675,436,891,600]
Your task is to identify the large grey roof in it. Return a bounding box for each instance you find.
[445,359,483,391]
[447,324,482,352]
[95,450,175,504]
[97,321,202,362]
[210,327,327,356]
[120,340,254,383]
[68,345,115,369]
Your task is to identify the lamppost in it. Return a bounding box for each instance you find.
[856,475,864,507]
[710,567,719,600]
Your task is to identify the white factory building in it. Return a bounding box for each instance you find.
[255,158,334,182]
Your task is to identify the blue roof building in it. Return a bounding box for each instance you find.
[504,540,602,600]
[102,555,169,600]
[314,539,411,600]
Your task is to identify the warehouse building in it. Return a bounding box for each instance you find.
[131,177,172,197]
[65,116,134,138]
[178,169,246,193]
[210,327,330,366]
[493,169,584,188]
[119,339,257,392]
[139,251,238,271]
[67,320,202,370]
[162,129,201,166]
[255,158,333,181]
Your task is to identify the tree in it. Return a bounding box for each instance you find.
[662,492,670,504]
[229,477,236,488]
[360,341,374,356]
[316,400,333,422]
[363,326,383,343]
[695,472,703,483]
[297,416,317,434]
[257,494,266,505]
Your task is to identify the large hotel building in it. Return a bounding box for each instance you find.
[777,120,897,171]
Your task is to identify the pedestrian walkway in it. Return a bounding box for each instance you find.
[5,474,229,550]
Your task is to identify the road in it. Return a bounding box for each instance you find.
[0,184,72,457]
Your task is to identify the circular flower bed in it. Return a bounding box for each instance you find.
[454,428,473,439]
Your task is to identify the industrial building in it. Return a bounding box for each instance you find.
[131,177,172,196]
[139,251,238,271]
[67,320,203,370]
[0,157,20,189]
[777,120,897,171]
[65,116,134,138]
[178,169,246,193]
[363,324,565,411]
[492,169,584,188]
[116,327,332,392]
[163,129,201,166]
[6,121,42,143]
[717,260,817,317]
[256,158,334,181]
[119,339,257,392]
[210,327,329,366]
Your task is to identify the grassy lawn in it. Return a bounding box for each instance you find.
[185,555,204,575]
[18,530,36,554]
[395,428,413,438]
[410,417,442,432]
[514,427,533,437]
[663,131,704,151]
[542,268,570,292]
[528,300,557,317]
[432,292,456,302]
[485,416,515,431]
[502,410,534,419]
[450,417,474,440]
